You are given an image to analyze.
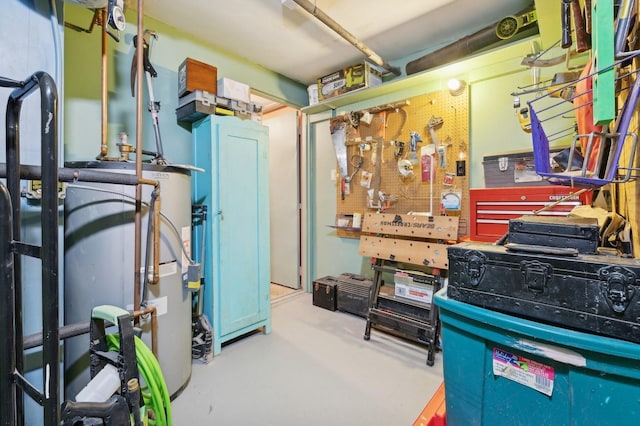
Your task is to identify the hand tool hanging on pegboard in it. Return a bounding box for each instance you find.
[562,0,589,53]
[408,131,422,165]
[427,116,445,169]
[329,118,348,200]
[131,29,166,165]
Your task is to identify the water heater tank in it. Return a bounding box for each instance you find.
[63,161,192,398]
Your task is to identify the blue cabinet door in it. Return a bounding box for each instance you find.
[193,116,271,355]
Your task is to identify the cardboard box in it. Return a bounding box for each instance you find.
[178,58,217,98]
[395,282,434,304]
[394,271,434,304]
[217,77,251,103]
[317,61,384,101]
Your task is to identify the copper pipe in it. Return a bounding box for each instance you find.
[99,7,108,159]
[137,177,161,285]
[133,0,144,316]
[152,192,161,284]
[132,305,158,356]
[137,177,159,187]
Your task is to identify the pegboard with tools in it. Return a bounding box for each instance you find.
[330,90,469,238]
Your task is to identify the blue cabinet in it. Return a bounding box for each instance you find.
[192,115,271,355]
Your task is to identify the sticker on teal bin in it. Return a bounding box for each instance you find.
[492,347,554,396]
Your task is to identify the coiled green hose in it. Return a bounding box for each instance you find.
[106,334,173,425]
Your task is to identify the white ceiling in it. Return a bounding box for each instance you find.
[141,0,534,86]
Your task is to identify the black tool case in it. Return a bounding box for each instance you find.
[312,276,339,311]
[336,273,373,317]
[508,215,600,254]
[447,242,640,343]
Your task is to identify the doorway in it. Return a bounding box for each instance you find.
[253,94,301,293]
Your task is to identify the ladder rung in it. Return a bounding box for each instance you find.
[12,241,41,258]
[14,371,44,406]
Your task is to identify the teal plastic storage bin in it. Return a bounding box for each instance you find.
[435,289,640,426]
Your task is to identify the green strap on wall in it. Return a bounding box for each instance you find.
[592,0,615,126]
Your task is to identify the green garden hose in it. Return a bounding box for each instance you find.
[106,334,173,426]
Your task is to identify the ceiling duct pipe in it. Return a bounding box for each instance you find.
[406,7,539,76]
[291,0,401,76]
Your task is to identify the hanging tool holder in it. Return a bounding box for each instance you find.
[333,90,469,238]
[0,72,148,425]
[61,307,143,425]
[528,57,640,188]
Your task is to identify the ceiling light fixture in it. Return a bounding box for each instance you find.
[447,78,466,96]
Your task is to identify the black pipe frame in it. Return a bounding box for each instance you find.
[2,71,59,426]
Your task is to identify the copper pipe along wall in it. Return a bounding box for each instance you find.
[134,0,144,315]
[291,0,400,75]
[138,177,162,285]
[152,193,160,284]
[132,305,158,356]
[99,7,108,159]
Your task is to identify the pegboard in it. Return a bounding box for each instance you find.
[331,90,469,238]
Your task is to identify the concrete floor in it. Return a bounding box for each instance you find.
[171,292,443,425]
[270,283,301,300]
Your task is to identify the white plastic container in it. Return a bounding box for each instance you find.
[75,363,121,402]
[307,84,319,106]
[352,212,362,229]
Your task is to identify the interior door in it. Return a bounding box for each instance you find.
[217,120,270,335]
[264,108,300,289]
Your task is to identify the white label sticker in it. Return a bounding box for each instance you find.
[146,296,168,317]
[492,347,555,396]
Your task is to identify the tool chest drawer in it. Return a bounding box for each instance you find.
[469,186,593,242]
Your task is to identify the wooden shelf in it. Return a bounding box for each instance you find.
[301,69,446,115]
[327,225,361,232]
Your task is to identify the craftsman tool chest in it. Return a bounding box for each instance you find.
[312,276,339,311]
[447,242,640,343]
[336,273,373,318]
[508,215,600,254]
[469,186,592,242]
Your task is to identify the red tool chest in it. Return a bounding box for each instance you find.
[469,186,593,242]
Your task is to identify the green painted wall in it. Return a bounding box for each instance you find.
[63,4,307,165]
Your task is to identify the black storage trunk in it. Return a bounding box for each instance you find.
[508,215,600,254]
[447,242,640,343]
[312,276,338,311]
[336,273,373,317]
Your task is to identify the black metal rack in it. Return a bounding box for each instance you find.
[0,71,60,425]
[0,72,147,425]
[364,260,443,366]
